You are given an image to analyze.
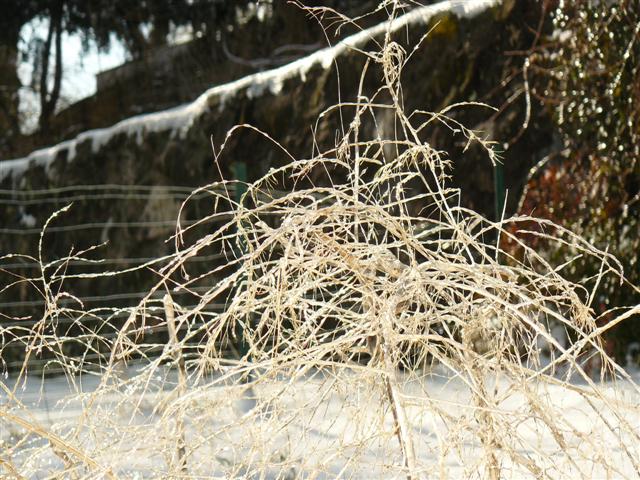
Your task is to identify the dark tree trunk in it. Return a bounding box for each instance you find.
[0,30,21,157]
[39,2,64,135]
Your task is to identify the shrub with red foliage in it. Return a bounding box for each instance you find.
[504,0,640,364]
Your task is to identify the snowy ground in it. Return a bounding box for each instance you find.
[2,362,639,479]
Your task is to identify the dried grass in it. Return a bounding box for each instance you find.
[1,3,639,479]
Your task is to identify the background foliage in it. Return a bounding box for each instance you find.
[512,0,640,361]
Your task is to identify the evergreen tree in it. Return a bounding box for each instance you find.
[0,0,251,150]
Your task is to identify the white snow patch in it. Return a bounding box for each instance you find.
[0,0,500,183]
[3,363,639,478]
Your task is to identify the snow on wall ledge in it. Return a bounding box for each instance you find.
[0,0,500,183]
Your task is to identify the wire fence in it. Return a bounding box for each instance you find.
[0,183,240,374]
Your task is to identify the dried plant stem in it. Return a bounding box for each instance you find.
[51,445,81,480]
[384,368,418,480]
[164,293,188,476]
[473,374,501,480]
[381,302,418,480]
[0,456,27,480]
[0,410,116,479]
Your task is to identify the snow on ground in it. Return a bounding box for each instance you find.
[2,361,639,479]
[0,0,500,184]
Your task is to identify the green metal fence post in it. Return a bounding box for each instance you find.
[231,160,249,360]
[232,162,247,206]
